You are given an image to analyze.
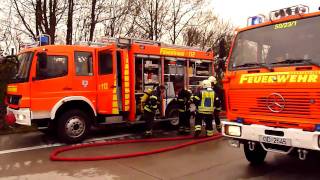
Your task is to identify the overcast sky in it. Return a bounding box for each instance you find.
[210,0,319,27]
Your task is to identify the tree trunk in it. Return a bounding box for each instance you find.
[66,0,74,45]
[89,0,97,42]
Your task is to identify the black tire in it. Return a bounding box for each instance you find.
[244,142,267,165]
[57,109,91,144]
[165,105,180,129]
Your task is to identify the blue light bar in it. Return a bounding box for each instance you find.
[315,124,320,131]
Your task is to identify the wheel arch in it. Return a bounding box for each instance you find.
[165,98,179,118]
[51,96,97,120]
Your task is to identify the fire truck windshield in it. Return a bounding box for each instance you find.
[13,52,34,83]
[229,16,320,70]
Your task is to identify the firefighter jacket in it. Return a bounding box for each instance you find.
[177,89,192,113]
[140,88,153,113]
[193,88,220,114]
[144,95,158,113]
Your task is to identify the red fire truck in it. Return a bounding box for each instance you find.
[5,38,214,143]
[222,5,320,164]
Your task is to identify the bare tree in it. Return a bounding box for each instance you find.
[12,0,67,44]
[168,0,205,44]
[101,0,133,37]
[183,11,234,54]
[132,0,170,41]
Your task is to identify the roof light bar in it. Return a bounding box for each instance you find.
[270,5,309,21]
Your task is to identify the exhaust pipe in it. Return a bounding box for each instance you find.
[297,149,308,160]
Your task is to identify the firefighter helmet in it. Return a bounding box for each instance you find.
[202,80,211,89]
[208,76,217,85]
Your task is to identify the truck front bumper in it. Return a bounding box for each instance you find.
[222,121,320,151]
[6,107,32,126]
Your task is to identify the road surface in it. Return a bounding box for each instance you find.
[0,125,319,180]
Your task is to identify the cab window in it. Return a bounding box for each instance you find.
[36,55,68,80]
[98,51,113,75]
[75,51,93,76]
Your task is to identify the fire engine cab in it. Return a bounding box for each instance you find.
[222,5,320,164]
[5,38,214,143]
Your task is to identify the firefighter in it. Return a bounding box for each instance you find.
[141,85,165,137]
[193,80,220,137]
[177,89,192,134]
[208,76,222,132]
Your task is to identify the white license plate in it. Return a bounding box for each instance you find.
[259,135,291,146]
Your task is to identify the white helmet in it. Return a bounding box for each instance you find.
[208,76,217,85]
[199,80,204,87]
[202,80,211,89]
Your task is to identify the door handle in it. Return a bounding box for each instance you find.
[63,87,72,90]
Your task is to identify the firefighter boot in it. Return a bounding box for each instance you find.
[144,130,153,138]
[194,125,202,137]
[206,130,214,137]
[178,126,185,135]
[216,124,222,133]
[184,127,191,134]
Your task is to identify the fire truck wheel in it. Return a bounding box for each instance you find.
[244,142,267,165]
[165,107,179,128]
[57,109,90,144]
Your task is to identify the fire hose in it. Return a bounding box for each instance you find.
[50,134,222,161]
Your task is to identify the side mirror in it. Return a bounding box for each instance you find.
[37,52,47,69]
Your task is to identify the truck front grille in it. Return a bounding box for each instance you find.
[229,90,320,120]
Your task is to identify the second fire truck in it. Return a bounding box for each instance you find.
[223,5,320,163]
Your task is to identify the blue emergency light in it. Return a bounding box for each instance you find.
[251,16,262,25]
[236,117,244,124]
[39,34,50,46]
[247,15,265,26]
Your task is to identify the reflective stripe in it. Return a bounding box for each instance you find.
[178,109,185,112]
[216,107,222,111]
[144,106,152,112]
[178,99,185,102]
[195,125,202,131]
[207,130,214,136]
[150,95,157,100]
[198,111,213,115]
[151,105,158,109]
[192,96,200,100]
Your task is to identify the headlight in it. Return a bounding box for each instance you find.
[225,125,241,137]
[17,114,26,121]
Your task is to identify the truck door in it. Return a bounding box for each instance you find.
[30,51,71,117]
[96,45,119,114]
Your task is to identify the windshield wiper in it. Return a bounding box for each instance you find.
[271,59,320,67]
[234,62,272,71]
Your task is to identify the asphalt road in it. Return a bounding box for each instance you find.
[0,125,320,180]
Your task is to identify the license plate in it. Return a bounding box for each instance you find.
[259,135,291,146]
